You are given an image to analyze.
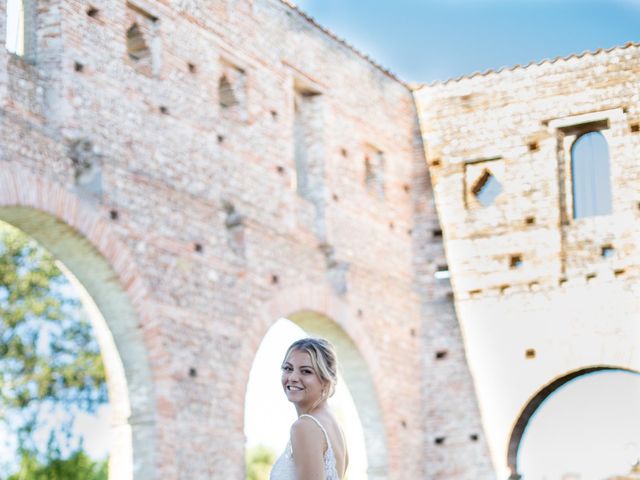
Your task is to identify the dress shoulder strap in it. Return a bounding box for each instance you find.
[298,414,331,448]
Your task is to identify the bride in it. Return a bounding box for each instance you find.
[270,338,349,480]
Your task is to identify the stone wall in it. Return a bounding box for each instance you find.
[1,0,491,478]
[415,43,640,477]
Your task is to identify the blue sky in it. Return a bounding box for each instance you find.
[294,0,640,83]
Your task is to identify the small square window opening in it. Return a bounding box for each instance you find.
[510,255,523,269]
[472,169,503,207]
[601,245,614,258]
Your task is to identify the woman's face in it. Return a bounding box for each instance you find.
[281,349,325,409]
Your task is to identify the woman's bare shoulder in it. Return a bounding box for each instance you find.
[290,416,325,442]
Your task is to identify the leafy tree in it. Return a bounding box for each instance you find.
[0,221,108,476]
[246,444,276,480]
[7,435,107,480]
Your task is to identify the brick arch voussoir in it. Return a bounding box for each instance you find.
[0,165,157,480]
[0,167,150,313]
[256,283,375,365]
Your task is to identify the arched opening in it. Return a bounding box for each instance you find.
[0,219,113,476]
[244,310,389,479]
[507,366,640,479]
[571,130,613,219]
[0,204,156,480]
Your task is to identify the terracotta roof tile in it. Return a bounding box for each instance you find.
[416,41,640,89]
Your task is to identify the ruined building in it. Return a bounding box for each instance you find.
[1,0,637,478]
[416,42,640,478]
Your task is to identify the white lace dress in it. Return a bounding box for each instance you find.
[270,414,340,480]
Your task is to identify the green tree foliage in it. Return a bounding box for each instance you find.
[0,221,108,475]
[8,436,107,480]
[246,444,276,480]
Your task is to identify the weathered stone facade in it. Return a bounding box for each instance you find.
[415,43,640,478]
[1,1,491,479]
[6,1,636,478]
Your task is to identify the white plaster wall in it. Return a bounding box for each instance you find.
[457,277,640,477]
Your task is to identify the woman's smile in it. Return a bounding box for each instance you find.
[281,350,325,409]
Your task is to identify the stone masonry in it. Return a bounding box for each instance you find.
[6,1,636,479]
[415,43,640,477]
[1,1,492,479]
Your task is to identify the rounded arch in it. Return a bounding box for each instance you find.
[0,166,157,479]
[248,284,389,479]
[507,365,639,476]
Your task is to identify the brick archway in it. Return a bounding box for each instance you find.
[506,365,639,478]
[0,167,157,480]
[248,284,390,479]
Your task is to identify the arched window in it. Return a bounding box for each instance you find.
[571,130,612,219]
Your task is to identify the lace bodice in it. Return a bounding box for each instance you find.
[269,414,340,480]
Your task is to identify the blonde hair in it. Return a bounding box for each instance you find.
[282,337,338,398]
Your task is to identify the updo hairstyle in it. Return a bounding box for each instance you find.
[283,337,338,398]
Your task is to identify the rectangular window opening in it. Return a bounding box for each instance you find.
[363,144,385,199]
[126,2,160,76]
[434,265,450,280]
[601,244,614,258]
[218,59,248,122]
[5,0,36,59]
[293,86,323,198]
[5,0,25,56]
[509,254,523,269]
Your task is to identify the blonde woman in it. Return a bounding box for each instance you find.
[270,338,349,480]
